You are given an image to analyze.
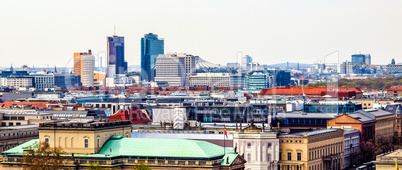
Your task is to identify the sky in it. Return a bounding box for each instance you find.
[1,0,402,68]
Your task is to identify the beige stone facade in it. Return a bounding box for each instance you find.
[39,120,132,154]
[274,129,345,170]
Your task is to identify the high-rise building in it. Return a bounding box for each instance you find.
[241,55,253,69]
[74,50,94,87]
[351,54,371,65]
[155,53,198,86]
[107,35,127,78]
[141,33,164,82]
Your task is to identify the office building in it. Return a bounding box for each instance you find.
[107,35,127,78]
[351,54,371,65]
[155,52,198,86]
[141,33,164,82]
[230,73,245,88]
[242,55,253,69]
[274,129,345,170]
[73,50,94,87]
[244,71,274,90]
[190,73,230,87]
[4,77,33,88]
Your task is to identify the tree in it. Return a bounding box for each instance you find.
[20,141,65,170]
[131,162,152,170]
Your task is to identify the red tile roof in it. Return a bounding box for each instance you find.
[259,87,362,95]
[108,108,151,124]
[0,101,60,109]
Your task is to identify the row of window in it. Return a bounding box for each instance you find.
[1,122,22,126]
[278,152,302,161]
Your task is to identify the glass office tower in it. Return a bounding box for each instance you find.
[107,35,127,78]
[141,33,164,82]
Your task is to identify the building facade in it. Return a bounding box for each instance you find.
[275,129,345,170]
[38,120,132,154]
[107,35,127,78]
[233,131,279,170]
[190,73,231,87]
[141,33,164,82]
[73,50,94,87]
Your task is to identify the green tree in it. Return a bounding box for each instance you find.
[131,162,152,170]
[20,141,65,170]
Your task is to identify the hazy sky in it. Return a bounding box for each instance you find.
[1,0,402,67]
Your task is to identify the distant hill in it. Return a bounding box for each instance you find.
[265,63,310,69]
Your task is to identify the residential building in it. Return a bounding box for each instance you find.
[385,86,402,99]
[107,35,127,78]
[190,73,231,87]
[73,49,94,87]
[141,33,164,82]
[233,129,279,170]
[274,129,345,170]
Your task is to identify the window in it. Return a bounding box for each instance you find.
[279,152,282,160]
[16,122,21,126]
[297,153,301,161]
[247,143,251,148]
[18,117,25,120]
[1,122,6,126]
[8,122,13,126]
[45,138,49,144]
[84,139,88,148]
[247,153,251,162]
[268,143,272,149]
[287,152,292,160]
[97,138,100,148]
[10,116,17,120]
[267,154,271,162]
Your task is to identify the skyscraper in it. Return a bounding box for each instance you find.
[241,55,253,70]
[141,33,164,82]
[74,49,94,87]
[107,35,126,78]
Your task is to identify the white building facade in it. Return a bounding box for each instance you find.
[233,132,280,170]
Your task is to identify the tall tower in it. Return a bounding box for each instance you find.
[107,35,126,78]
[141,33,164,82]
[74,49,94,87]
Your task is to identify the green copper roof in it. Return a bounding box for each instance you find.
[2,139,39,154]
[220,153,238,166]
[99,136,234,159]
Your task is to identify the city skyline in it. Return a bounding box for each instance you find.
[1,0,402,67]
